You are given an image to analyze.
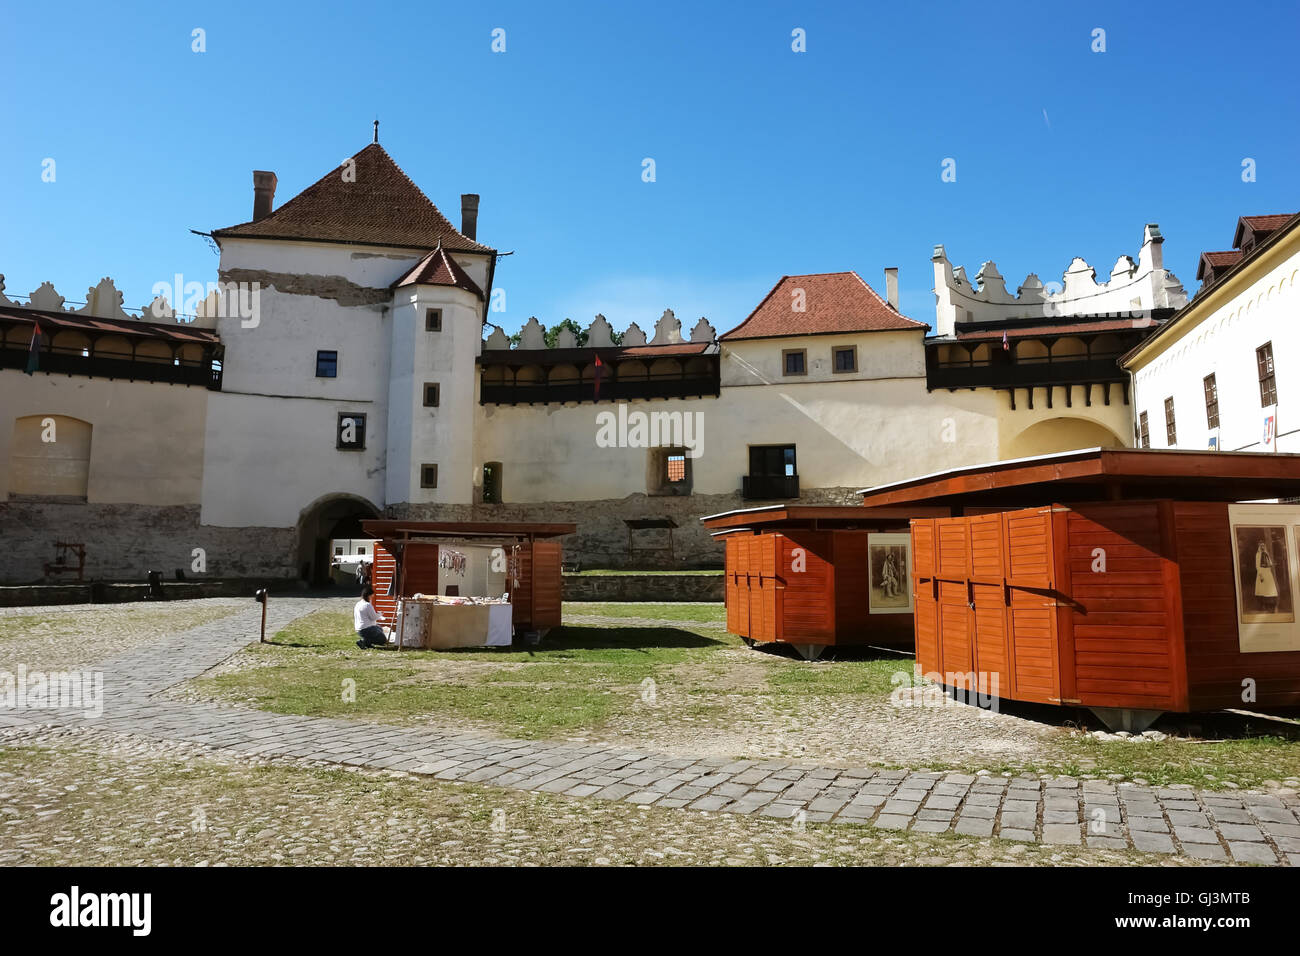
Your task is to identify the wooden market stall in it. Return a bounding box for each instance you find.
[700,504,947,659]
[856,447,1300,729]
[361,520,576,648]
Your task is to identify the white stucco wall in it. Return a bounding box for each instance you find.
[1130,230,1300,453]
[386,286,483,506]
[0,372,207,505]
[201,236,492,527]
[471,329,1130,504]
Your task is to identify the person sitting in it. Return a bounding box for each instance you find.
[354,586,387,648]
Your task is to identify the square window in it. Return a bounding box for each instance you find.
[420,463,438,488]
[782,349,807,376]
[833,346,857,373]
[316,350,338,378]
[667,454,686,482]
[337,413,366,450]
[424,382,440,407]
[426,308,443,332]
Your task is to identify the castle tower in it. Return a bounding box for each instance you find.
[386,245,487,506]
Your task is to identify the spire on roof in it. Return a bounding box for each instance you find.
[373,119,379,144]
[391,245,484,299]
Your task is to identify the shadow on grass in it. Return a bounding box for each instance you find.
[537,624,724,652]
[741,641,914,665]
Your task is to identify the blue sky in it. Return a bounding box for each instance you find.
[2,0,1297,335]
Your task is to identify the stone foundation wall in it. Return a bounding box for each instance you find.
[2,487,867,585]
[388,487,864,569]
[0,500,296,585]
[562,573,724,602]
[0,578,302,607]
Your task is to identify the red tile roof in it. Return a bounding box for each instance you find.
[1233,213,1295,249]
[720,272,925,341]
[1196,250,1242,281]
[213,144,493,253]
[392,244,484,298]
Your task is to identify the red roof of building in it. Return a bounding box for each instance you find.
[1234,214,1294,249]
[213,144,493,254]
[1196,250,1243,281]
[392,244,484,298]
[720,272,925,341]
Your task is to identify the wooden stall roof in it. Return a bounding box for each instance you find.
[856,447,1300,510]
[700,503,949,532]
[361,519,577,543]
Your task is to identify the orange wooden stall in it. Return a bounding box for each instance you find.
[703,505,946,659]
[362,520,574,638]
[859,448,1300,729]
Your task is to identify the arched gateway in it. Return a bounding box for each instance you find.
[296,493,381,586]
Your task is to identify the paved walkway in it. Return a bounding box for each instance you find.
[3,601,1298,865]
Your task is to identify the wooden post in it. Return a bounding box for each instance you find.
[255,588,268,642]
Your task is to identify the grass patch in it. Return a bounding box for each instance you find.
[563,602,726,623]
[194,609,729,738]
[569,569,721,576]
[188,606,1300,789]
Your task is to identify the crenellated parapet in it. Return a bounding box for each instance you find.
[483,309,717,351]
[931,224,1189,338]
[0,274,189,325]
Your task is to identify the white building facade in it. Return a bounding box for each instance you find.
[1125,214,1299,455]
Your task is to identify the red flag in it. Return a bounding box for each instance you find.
[24,320,42,374]
[593,353,605,401]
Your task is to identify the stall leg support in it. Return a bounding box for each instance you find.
[1089,707,1163,734]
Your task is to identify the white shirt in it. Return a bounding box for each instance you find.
[354,600,383,631]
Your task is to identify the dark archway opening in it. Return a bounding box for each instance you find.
[296,494,380,588]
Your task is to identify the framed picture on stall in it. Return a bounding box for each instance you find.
[868,532,913,614]
[1229,504,1300,652]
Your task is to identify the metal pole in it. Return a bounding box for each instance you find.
[255,588,268,642]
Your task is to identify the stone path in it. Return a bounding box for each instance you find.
[3,601,1298,865]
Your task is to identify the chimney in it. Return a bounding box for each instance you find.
[461,193,480,241]
[884,267,899,310]
[252,170,277,222]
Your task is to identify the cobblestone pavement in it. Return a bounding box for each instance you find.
[2,601,1298,865]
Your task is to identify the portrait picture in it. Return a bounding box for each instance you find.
[1232,524,1294,624]
[868,533,912,614]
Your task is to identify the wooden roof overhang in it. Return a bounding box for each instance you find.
[700,503,948,533]
[0,304,222,345]
[477,343,715,368]
[361,519,577,552]
[856,447,1300,512]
